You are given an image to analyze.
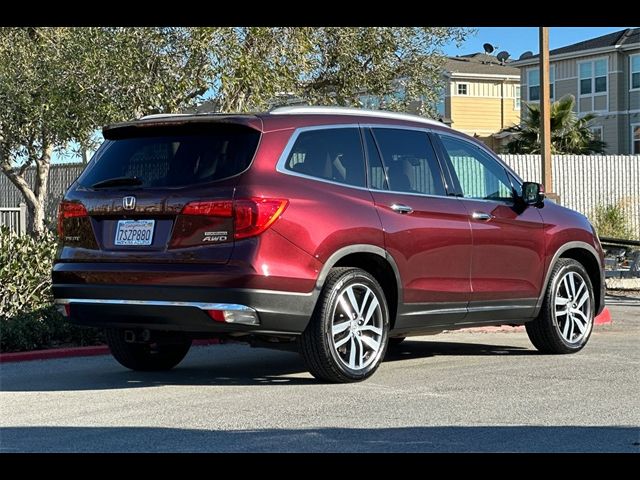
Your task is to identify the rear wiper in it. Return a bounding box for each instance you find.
[91,176,143,189]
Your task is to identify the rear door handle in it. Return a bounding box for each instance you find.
[472,212,494,221]
[390,203,414,214]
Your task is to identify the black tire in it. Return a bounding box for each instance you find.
[300,267,390,383]
[106,329,192,371]
[388,337,406,347]
[526,258,595,354]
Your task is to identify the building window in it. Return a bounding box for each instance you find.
[579,59,607,95]
[514,85,521,110]
[632,124,640,154]
[457,83,468,96]
[589,126,603,142]
[631,54,640,91]
[527,66,554,101]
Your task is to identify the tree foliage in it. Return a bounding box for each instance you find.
[0,27,470,235]
[505,94,606,155]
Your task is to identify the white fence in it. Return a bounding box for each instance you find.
[0,155,639,236]
[500,155,640,237]
[0,204,27,235]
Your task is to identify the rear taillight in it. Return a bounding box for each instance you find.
[180,197,288,240]
[181,200,233,217]
[233,197,289,239]
[57,201,88,238]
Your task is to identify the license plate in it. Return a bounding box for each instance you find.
[114,220,155,246]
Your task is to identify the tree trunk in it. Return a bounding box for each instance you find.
[0,145,52,237]
[32,146,52,236]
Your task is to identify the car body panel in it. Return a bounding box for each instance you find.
[52,109,605,337]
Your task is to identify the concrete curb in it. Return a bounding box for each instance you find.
[0,338,221,364]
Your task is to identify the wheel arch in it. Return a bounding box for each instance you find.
[536,241,605,316]
[315,245,402,328]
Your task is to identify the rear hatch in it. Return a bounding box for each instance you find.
[58,119,261,264]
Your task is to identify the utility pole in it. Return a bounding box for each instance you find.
[539,27,555,199]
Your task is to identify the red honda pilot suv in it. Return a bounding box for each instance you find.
[52,106,605,382]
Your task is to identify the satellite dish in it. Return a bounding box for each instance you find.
[483,43,495,54]
[519,51,534,60]
[496,51,510,63]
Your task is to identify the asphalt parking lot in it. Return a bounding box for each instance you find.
[1,296,638,453]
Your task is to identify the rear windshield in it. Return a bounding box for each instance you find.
[78,126,260,188]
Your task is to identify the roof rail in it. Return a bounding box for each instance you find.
[269,105,448,128]
[139,113,191,120]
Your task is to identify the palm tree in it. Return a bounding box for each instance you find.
[505,94,606,154]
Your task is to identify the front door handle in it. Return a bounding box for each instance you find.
[472,211,494,221]
[390,203,414,214]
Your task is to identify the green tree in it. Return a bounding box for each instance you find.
[1,27,470,235]
[505,94,606,155]
[212,27,469,115]
[0,27,217,235]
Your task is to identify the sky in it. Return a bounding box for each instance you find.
[444,27,631,59]
[53,26,634,164]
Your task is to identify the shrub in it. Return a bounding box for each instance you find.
[1,305,104,352]
[0,228,103,352]
[592,202,636,240]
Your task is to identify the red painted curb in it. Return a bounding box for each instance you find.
[0,338,221,364]
[594,306,612,325]
[0,345,109,363]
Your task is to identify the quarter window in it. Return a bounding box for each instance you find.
[439,135,513,202]
[284,128,366,187]
[372,128,445,196]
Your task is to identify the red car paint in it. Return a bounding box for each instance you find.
[52,109,605,338]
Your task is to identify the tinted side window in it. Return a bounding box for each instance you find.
[439,135,513,201]
[284,128,365,187]
[364,129,388,190]
[372,128,445,196]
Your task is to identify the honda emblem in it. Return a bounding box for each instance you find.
[123,196,136,210]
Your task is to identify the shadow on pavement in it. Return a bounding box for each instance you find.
[0,425,637,453]
[1,340,534,393]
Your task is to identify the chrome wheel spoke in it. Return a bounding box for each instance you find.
[358,289,371,317]
[334,333,351,349]
[555,296,570,306]
[355,335,365,368]
[568,273,577,297]
[359,334,380,351]
[338,296,355,319]
[572,313,587,334]
[345,286,360,317]
[348,337,357,369]
[332,321,351,336]
[359,325,382,335]
[576,290,590,309]
[562,316,571,338]
[363,297,379,325]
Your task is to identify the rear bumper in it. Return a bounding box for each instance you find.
[51,283,317,334]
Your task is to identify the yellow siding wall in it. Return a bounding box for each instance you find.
[448,79,520,137]
[450,96,520,136]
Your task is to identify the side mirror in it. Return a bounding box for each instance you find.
[521,182,545,206]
